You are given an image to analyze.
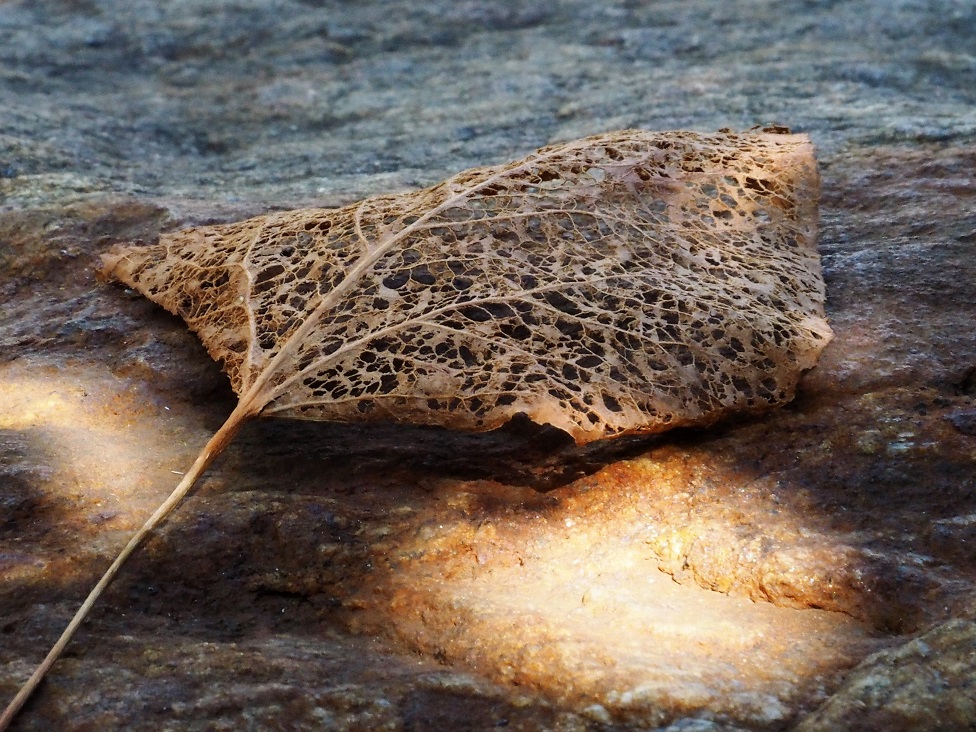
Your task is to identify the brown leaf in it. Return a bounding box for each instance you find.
[1,128,832,727]
[100,128,831,444]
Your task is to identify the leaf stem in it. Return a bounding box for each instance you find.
[0,402,254,730]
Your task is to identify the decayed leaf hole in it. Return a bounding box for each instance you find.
[0,128,831,727]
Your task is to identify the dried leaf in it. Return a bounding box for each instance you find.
[102,128,831,443]
[0,128,831,727]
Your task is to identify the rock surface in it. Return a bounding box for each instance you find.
[795,620,976,732]
[1,0,975,730]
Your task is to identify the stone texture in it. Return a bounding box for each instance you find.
[795,619,976,732]
[1,0,975,730]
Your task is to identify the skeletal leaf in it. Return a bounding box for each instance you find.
[102,128,831,443]
[0,128,831,727]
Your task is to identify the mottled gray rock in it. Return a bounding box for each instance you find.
[946,408,976,437]
[795,619,976,731]
[2,0,976,208]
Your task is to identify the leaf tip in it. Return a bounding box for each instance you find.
[96,243,130,283]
